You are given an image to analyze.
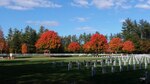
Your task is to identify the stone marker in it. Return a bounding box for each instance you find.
[119,60,123,72]
[91,66,96,77]
[145,62,148,69]
[129,58,132,65]
[102,66,106,74]
[77,62,80,70]
[68,62,72,71]
[111,65,115,73]
[133,59,136,70]
[113,60,116,66]
[139,61,142,69]
[86,62,89,69]
[107,61,110,66]
[94,62,96,68]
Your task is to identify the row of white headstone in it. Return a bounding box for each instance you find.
[50,55,150,76]
[66,55,150,76]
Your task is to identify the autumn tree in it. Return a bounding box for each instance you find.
[83,41,92,53]
[35,30,61,53]
[0,40,6,53]
[21,43,28,54]
[85,33,108,54]
[68,42,80,52]
[0,27,7,53]
[109,37,123,53]
[122,40,135,53]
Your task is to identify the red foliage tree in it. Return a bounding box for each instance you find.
[83,41,92,53]
[35,30,61,53]
[109,37,123,53]
[68,42,80,52]
[0,28,6,53]
[21,43,28,54]
[0,40,6,53]
[83,33,108,53]
[122,40,135,53]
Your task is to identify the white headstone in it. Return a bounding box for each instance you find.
[110,58,112,64]
[107,61,110,66]
[124,61,127,66]
[129,58,132,65]
[102,66,105,74]
[139,62,142,69]
[10,53,13,59]
[68,62,72,71]
[111,66,114,73]
[133,64,136,70]
[77,62,80,70]
[145,62,148,69]
[105,59,108,64]
[94,62,96,67]
[113,60,116,66]
[91,66,96,77]
[119,60,122,66]
[101,60,104,67]
[119,65,123,72]
[86,62,89,68]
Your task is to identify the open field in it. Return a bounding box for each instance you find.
[0,56,149,84]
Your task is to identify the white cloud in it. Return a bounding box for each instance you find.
[0,0,62,10]
[134,0,150,9]
[71,0,89,7]
[71,0,132,9]
[135,4,150,9]
[74,17,89,22]
[71,0,134,9]
[120,19,125,23]
[92,0,114,9]
[92,0,132,9]
[76,26,97,32]
[115,0,132,9]
[0,0,10,6]
[26,21,59,26]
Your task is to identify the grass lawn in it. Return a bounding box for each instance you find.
[0,56,149,84]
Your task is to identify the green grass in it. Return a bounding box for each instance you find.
[0,56,149,84]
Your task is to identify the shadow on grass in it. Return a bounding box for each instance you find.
[15,56,32,59]
[0,60,148,84]
[0,60,29,64]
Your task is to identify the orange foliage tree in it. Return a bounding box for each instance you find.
[122,40,135,53]
[0,28,7,53]
[90,33,108,53]
[83,41,92,53]
[83,33,108,53]
[109,37,123,53]
[68,42,80,52]
[0,39,7,53]
[35,30,61,53]
[0,40,6,53]
[21,43,28,54]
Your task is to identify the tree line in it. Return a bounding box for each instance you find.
[0,18,150,54]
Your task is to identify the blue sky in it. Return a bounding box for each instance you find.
[0,0,150,37]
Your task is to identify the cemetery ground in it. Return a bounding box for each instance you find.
[0,56,149,84]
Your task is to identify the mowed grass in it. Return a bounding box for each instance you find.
[0,56,149,84]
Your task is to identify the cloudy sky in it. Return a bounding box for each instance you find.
[0,0,150,36]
